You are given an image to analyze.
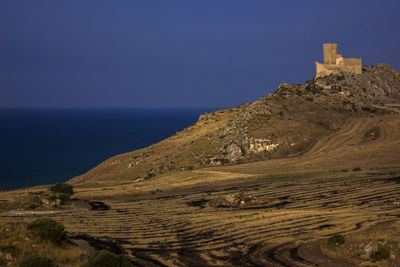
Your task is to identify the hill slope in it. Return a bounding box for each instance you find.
[70,64,400,185]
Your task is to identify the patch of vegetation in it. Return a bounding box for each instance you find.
[19,256,53,267]
[57,193,71,205]
[370,245,391,261]
[305,83,323,94]
[0,196,42,211]
[146,171,156,179]
[352,167,362,171]
[49,183,73,195]
[47,195,57,201]
[151,188,163,194]
[305,97,314,102]
[297,229,307,235]
[28,203,39,210]
[0,221,86,266]
[361,106,377,113]
[82,250,132,267]
[183,220,192,226]
[46,183,75,206]
[327,234,345,248]
[27,218,65,244]
[1,245,20,257]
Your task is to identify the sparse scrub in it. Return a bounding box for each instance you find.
[327,234,345,248]
[27,218,65,244]
[28,203,39,209]
[352,167,362,171]
[47,195,57,201]
[151,188,163,194]
[57,193,70,205]
[82,250,132,267]
[19,256,53,267]
[321,220,400,265]
[0,197,42,211]
[1,245,20,257]
[0,221,86,266]
[370,245,390,261]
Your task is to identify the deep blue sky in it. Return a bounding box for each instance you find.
[1,1,399,108]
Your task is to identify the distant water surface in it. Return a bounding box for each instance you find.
[0,108,215,190]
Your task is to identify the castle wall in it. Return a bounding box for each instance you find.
[339,57,362,74]
[316,43,362,77]
[323,43,337,64]
[315,62,334,77]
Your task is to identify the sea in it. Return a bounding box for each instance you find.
[0,108,215,191]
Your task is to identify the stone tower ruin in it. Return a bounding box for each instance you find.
[315,43,362,77]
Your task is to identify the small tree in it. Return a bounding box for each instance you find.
[49,183,73,195]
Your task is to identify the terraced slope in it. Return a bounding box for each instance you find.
[2,169,400,266]
[209,114,400,176]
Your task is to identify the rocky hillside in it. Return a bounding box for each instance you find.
[70,64,400,185]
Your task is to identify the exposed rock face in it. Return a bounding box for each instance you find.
[225,143,243,162]
[70,64,400,185]
[315,64,400,99]
[248,137,279,153]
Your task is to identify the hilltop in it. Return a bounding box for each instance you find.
[70,64,400,186]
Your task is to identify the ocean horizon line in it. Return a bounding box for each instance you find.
[0,106,225,110]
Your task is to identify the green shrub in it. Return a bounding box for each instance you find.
[28,203,38,210]
[352,167,362,171]
[82,250,132,267]
[19,256,53,267]
[370,245,390,261]
[58,193,71,205]
[47,195,57,201]
[49,183,73,195]
[1,245,20,257]
[327,234,345,248]
[27,218,65,244]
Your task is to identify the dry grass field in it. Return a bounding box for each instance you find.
[1,114,400,266]
[1,168,400,266]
